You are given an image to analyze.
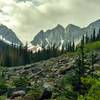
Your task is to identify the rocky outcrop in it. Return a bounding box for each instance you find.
[10,90,25,99]
[1,50,100,100]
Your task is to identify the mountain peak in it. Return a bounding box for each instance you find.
[88,19,100,27]
[57,24,63,28]
[0,24,8,29]
[94,19,100,23]
[66,24,80,29]
[54,24,64,30]
[51,24,65,33]
[39,30,44,33]
[0,24,6,26]
[0,24,22,45]
[31,19,100,48]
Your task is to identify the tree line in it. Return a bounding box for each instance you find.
[0,41,33,67]
[0,28,100,67]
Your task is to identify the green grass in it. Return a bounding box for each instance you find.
[84,41,100,51]
[76,41,100,53]
[63,41,100,57]
[0,96,7,100]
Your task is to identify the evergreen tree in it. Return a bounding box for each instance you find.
[85,33,89,43]
[93,29,96,41]
[72,40,75,52]
[88,51,96,77]
[96,29,100,40]
[72,36,87,95]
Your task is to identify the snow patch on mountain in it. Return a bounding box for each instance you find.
[0,24,22,45]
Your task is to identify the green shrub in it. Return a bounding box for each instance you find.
[23,85,42,100]
[0,96,7,100]
[13,76,29,88]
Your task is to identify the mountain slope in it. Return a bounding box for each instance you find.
[0,24,22,45]
[64,24,81,44]
[31,19,100,48]
[84,41,100,51]
[2,44,100,99]
[32,24,65,48]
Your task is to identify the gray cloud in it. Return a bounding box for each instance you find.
[0,0,100,43]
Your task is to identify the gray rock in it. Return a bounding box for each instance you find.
[31,19,100,48]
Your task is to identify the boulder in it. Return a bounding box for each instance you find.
[10,90,25,99]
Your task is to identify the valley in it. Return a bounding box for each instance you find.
[0,41,100,100]
[0,19,100,100]
[0,0,100,99]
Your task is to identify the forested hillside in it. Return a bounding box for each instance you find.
[0,29,100,100]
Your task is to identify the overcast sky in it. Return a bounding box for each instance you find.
[0,0,100,43]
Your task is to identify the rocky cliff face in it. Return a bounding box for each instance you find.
[32,24,65,48]
[0,24,22,45]
[31,19,100,48]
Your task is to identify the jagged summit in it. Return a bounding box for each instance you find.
[55,24,64,29]
[88,19,100,26]
[66,24,80,29]
[0,24,22,45]
[31,19,100,48]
